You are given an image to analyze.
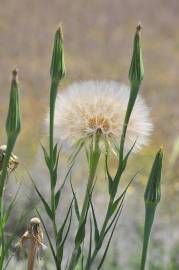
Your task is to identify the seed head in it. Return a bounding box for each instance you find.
[50,80,153,154]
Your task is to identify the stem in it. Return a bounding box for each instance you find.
[28,239,37,270]
[49,80,58,161]
[140,204,156,270]
[86,199,113,270]
[119,83,139,162]
[0,138,15,268]
[68,137,100,270]
[0,139,14,201]
[49,80,59,241]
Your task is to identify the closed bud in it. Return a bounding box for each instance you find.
[6,69,21,140]
[128,23,144,88]
[144,149,163,205]
[50,25,65,84]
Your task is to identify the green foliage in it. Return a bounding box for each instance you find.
[0,70,21,269]
[140,149,163,270]
[0,22,164,270]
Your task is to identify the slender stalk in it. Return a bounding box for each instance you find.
[49,80,58,162]
[49,80,59,240]
[140,204,156,270]
[28,239,37,270]
[87,199,113,268]
[119,83,140,163]
[0,139,14,269]
[80,140,100,222]
[68,137,100,270]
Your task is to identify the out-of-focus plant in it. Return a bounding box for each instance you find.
[0,69,21,269]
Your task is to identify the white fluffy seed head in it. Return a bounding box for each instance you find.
[50,81,153,154]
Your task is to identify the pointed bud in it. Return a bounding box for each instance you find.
[6,69,21,140]
[50,25,65,84]
[128,23,144,88]
[144,149,163,205]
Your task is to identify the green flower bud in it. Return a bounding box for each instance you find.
[128,23,144,88]
[50,25,66,84]
[6,69,21,140]
[140,149,163,270]
[144,149,163,205]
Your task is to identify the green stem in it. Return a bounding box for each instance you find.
[49,80,58,162]
[119,83,139,162]
[49,80,59,242]
[80,146,100,222]
[0,138,15,269]
[140,204,156,270]
[68,137,100,270]
[86,199,113,270]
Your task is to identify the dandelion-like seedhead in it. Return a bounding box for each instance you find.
[0,144,19,171]
[51,81,153,154]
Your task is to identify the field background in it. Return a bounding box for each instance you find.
[1,0,179,269]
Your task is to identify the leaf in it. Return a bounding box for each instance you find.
[107,173,138,227]
[55,189,61,210]
[122,139,137,170]
[41,144,50,170]
[85,217,93,269]
[36,209,57,267]
[75,204,89,247]
[51,145,62,188]
[68,139,84,165]
[89,198,100,246]
[97,203,124,270]
[57,199,73,245]
[70,178,80,221]
[53,143,58,161]
[54,162,74,210]
[57,206,73,266]
[104,198,124,239]
[29,174,53,220]
[105,154,113,196]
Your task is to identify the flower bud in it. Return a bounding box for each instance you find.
[144,149,163,205]
[50,25,65,84]
[6,69,21,140]
[128,23,144,88]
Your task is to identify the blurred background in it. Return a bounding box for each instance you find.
[1,0,179,269]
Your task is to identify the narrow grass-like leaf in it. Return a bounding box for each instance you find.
[70,178,80,221]
[0,187,19,234]
[41,144,51,170]
[68,139,85,165]
[109,172,137,217]
[57,207,73,266]
[105,154,113,196]
[85,217,93,269]
[122,139,137,170]
[104,198,124,239]
[75,203,89,247]
[97,204,124,270]
[53,143,58,161]
[36,209,57,266]
[54,162,74,210]
[55,189,61,210]
[57,199,73,245]
[89,198,99,246]
[52,147,61,188]
[29,175,53,220]
[81,255,84,270]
